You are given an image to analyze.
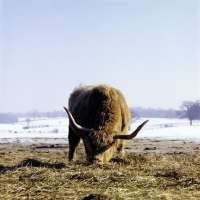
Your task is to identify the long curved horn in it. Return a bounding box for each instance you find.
[63,107,92,133]
[113,120,149,140]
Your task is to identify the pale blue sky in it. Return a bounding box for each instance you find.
[0,0,200,112]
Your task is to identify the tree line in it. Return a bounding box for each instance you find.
[130,107,177,118]
[1,100,200,125]
[16,109,66,118]
[0,113,18,124]
[130,99,200,126]
[0,110,66,124]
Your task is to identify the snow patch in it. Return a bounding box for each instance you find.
[0,117,200,143]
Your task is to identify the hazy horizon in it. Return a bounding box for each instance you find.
[2,106,179,114]
[1,0,200,113]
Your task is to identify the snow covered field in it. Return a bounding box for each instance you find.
[0,117,200,143]
[132,118,200,142]
[0,117,68,144]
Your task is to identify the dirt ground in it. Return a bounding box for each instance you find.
[0,138,200,199]
[0,138,199,155]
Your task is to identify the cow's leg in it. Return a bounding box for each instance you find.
[117,139,125,155]
[68,126,80,161]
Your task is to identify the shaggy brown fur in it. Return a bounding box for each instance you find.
[68,85,131,164]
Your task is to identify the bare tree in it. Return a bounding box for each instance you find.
[177,100,200,125]
[26,118,31,127]
[130,108,140,123]
[128,108,140,131]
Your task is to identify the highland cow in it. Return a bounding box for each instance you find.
[64,84,148,164]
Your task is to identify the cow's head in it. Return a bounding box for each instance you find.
[64,107,148,164]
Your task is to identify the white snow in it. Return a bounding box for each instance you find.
[0,117,68,144]
[130,118,200,142]
[0,117,200,143]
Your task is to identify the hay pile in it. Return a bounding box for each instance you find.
[0,143,200,199]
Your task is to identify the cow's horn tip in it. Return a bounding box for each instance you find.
[63,107,68,111]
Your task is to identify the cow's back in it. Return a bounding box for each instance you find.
[68,84,130,133]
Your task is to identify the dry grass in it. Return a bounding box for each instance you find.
[0,143,200,200]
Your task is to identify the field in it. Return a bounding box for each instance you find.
[0,118,200,199]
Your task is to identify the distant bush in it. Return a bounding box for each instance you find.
[23,125,49,129]
[23,126,29,129]
[52,128,59,133]
[164,124,173,128]
[0,113,18,124]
